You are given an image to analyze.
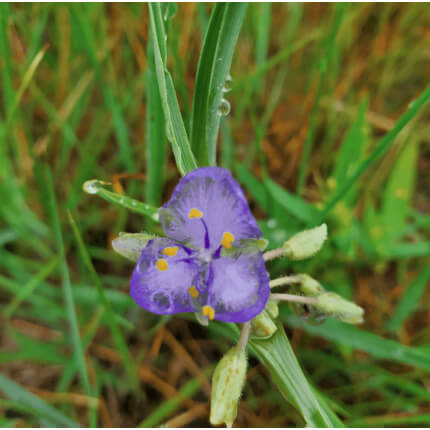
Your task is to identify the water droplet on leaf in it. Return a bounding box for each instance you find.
[217,99,231,116]
[83,180,100,195]
[222,74,232,92]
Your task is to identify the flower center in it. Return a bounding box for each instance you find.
[196,248,212,263]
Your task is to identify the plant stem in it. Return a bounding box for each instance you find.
[238,322,251,352]
[263,247,285,261]
[270,293,318,305]
[269,275,302,288]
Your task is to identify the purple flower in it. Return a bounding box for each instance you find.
[130,167,270,323]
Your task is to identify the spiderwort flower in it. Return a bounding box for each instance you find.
[130,167,270,323]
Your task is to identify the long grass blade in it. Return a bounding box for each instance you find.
[145,33,166,207]
[190,3,247,165]
[45,165,91,395]
[250,324,343,428]
[148,3,197,175]
[319,85,430,223]
[286,314,430,371]
[0,374,78,427]
[386,267,430,332]
[68,210,137,389]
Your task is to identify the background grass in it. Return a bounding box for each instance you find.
[1,3,430,427]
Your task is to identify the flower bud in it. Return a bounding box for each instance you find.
[316,292,364,324]
[299,274,325,296]
[210,347,247,428]
[265,299,279,319]
[282,224,327,260]
[250,309,277,338]
[112,232,155,262]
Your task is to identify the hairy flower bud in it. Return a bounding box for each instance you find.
[282,224,327,260]
[316,292,364,324]
[210,347,247,428]
[299,274,325,296]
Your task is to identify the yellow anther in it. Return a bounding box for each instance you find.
[156,259,168,271]
[221,232,235,249]
[188,208,203,219]
[162,246,178,257]
[202,305,215,321]
[188,286,199,298]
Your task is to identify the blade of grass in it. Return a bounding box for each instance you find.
[296,4,346,194]
[45,165,91,395]
[138,372,208,427]
[68,210,137,389]
[0,374,78,427]
[386,267,430,332]
[286,314,430,372]
[148,3,197,175]
[145,32,166,207]
[318,85,430,224]
[265,178,321,225]
[70,4,135,171]
[250,325,343,427]
[381,138,418,249]
[190,3,247,165]
[4,256,59,318]
[331,99,368,207]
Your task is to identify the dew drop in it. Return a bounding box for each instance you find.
[217,98,231,116]
[83,179,100,195]
[222,74,232,93]
[131,201,137,207]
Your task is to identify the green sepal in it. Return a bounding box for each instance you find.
[112,232,157,262]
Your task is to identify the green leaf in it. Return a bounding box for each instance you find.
[0,373,78,427]
[249,324,343,427]
[68,211,137,389]
[381,139,418,249]
[112,232,157,262]
[148,3,198,175]
[319,85,430,222]
[296,4,346,194]
[45,166,91,395]
[332,99,368,207]
[286,314,430,372]
[190,3,248,165]
[387,267,430,332]
[145,31,166,207]
[265,178,321,225]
